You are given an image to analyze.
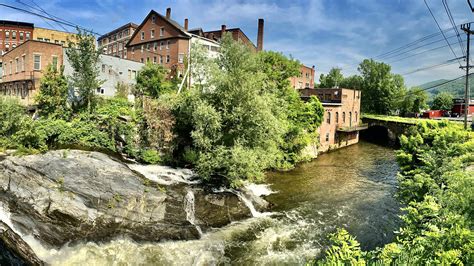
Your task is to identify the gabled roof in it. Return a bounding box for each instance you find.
[188,28,204,36]
[126,10,190,47]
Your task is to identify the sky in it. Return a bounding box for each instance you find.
[1,0,473,86]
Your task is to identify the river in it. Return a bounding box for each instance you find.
[28,141,401,265]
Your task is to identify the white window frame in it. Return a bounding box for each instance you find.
[166,40,170,49]
[160,41,164,50]
[151,29,155,39]
[33,54,41,71]
[140,31,145,40]
[178,53,184,64]
[160,27,164,36]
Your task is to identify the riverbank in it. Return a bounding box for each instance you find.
[1,141,400,265]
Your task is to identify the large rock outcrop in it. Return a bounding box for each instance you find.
[0,150,263,250]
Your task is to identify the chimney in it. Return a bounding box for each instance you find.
[221,24,226,37]
[184,18,189,31]
[166,7,171,19]
[257,18,264,52]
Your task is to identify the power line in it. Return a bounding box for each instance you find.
[401,57,464,75]
[442,0,466,57]
[0,3,100,35]
[14,0,59,31]
[424,0,463,67]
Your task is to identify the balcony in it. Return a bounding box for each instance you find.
[336,123,368,132]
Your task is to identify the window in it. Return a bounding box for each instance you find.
[140,58,144,63]
[131,46,135,54]
[152,15,156,24]
[325,133,329,142]
[166,40,170,49]
[335,112,339,123]
[5,31,9,39]
[102,64,106,73]
[12,43,16,49]
[166,55,170,63]
[151,29,155,38]
[132,70,137,79]
[19,32,24,41]
[153,56,157,64]
[33,54,41,70]
[140,31,145,40]
[355,111,358,122]
[327,112,331,124]
[9,60,12,74]
[12,31,16,40]
[154,42,158,51]
[124,49,127,58]
[21,55,25,71]
[26,32,30,40]
[146,43,150,50]
[178,53,184,64]
[159,55,163,64]
[160,41,164,50]
[160,27,164,36]
[109,65,113,75]
[15,57,19,73]
[141,45,144,53]
[50,56,58,71]
[128,69,132,79]
[349,112,352,127]
[342,112,346,123]
[55,40,59,44]
[147,57,150,63]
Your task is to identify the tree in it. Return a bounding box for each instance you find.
[66,28,103,113]
[399,87,428,116]
[431,92,454,110]
[358,59,406,115]
[114,82,129,99]
[340,75,363,90]
[35,64,71,119]
[318,67,344,88]
[135,62,172,98]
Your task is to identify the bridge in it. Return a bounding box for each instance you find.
[361,115,419,145]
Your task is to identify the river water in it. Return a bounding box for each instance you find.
[28,141,401,265]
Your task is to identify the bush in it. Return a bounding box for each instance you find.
[139,149,161,164]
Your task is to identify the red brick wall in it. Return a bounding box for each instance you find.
[0,24,34,55]
[290,65,315,89]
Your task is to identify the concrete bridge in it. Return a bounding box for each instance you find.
[361,116,417,145]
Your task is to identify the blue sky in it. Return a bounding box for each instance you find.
[1,0,473,86]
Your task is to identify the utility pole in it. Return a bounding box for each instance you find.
[461,23,473,129]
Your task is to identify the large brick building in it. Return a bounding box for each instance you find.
[0,20,34,57]
[300,88,365,154]
[291,65,315,89]
[0,40,63,105]
[98,23,138,59]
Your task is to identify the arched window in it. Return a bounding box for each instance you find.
[327,112,331,124]
[335,112,339,123]
[342,112,346,123]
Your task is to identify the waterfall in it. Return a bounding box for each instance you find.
[235,191,272,218]
[184,190,202,236]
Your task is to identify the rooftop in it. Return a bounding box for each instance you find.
[0,20,34,28]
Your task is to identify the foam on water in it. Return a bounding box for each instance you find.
[127,164,199,185]
[245,183,276,197]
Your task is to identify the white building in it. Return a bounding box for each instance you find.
[63,50,144,98]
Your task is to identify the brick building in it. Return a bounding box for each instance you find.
[98,23,138,59]
[33,27,77,47]
[290,65,315,89]
[300,88,366,153]
[0,40,63,105]
[452,98,474,116]
[0,20,34,57]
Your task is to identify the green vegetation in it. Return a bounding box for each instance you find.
[398,87,428,116]
[66,28,103,113]
[431,91,454,111]
[418,76,473,99]
[317,121,474,265]
[0,33,324,188]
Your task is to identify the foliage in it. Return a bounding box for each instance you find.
[317,121,474,265]
[318,67,344,88]
[141,95,176,153]
[431,91,454,111]
[317,229,366,265]
[358,59,406,115]
[66,28,103,113]
[399,87,428,116]
[115,81,130,99]
[140,149,161,164]
[135,62,173,98]
[172,35,324,186]
[35,64,71,119]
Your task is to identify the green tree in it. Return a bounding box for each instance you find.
[399,87,428,116]
[340,74,363,90]
[66,28,103,113]
[358,59,406,114]
[35,64,71,119]
[431,92,454,110]
[318,67,344,88]
[135,62,173,98]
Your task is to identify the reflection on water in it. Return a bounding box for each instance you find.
[29,141,401,265]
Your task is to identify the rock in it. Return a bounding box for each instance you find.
[0,221,43,266]
[0,150,266,250]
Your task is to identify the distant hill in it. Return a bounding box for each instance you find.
[417,76,474,99]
